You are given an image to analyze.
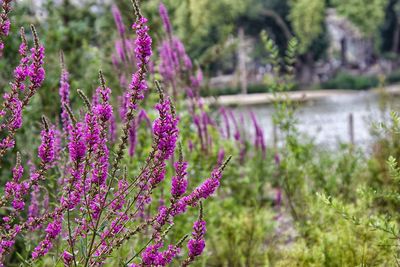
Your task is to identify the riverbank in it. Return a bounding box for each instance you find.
[203,84,400,107]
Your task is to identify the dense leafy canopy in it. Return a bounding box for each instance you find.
[289,0,326,52]
[333,0,388,36]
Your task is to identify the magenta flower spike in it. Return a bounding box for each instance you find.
[38,126,56,165]
[112,4,126,38]
[171,161,188,198]
[188,220,206,257]
[28,33,45,91]
[0,0,13,57]
[59,53,71,134]
[159,3,172,36]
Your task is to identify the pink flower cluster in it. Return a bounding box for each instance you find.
[0,26,46,156]
[188,220,206,257]
[59,55,71,134]
[0,0,13,56]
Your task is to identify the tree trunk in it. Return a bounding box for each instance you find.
[261,9,293,41]
[238,27,248,94]
[340,38,347,67]
[392,20,400,53]
[298,53,314,85]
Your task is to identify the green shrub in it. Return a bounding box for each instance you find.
[201,83,299,97]
[320,72,379,90]
[386,69,400,84]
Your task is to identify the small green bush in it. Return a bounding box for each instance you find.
[386,69,400,84]
[201,83,299,97]
[320,72,379,90]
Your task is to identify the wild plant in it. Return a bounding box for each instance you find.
[0,1,230,266]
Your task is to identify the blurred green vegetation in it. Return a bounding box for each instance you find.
[320,72,380,90]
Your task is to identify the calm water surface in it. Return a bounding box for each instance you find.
[231,91,400,149]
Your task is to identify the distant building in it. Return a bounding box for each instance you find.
[325,8,373,70]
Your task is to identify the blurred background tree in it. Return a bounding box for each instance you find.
[289,0,328,83]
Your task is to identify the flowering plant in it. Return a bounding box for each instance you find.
[0,1,229,266]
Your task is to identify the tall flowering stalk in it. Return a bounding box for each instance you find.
[112,4,126,39]
[0,28,28,145]
[158,2,192,98]
[157,3,216,153]
[0,117,57,261]
[250,111,266,158]
[0,1,230,266]
[59,51,71,135]
[0,0,13,57]
[0,25,45,158]
[183,203,206,266]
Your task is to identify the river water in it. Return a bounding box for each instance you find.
[232,90,400,149]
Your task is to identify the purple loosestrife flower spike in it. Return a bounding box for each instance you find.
[2,94,22,131]
[0,26,45,158]
[131,226,182,266]
[94,82,113,122]
[139,241,182,266]
[171,144,188,198]
[62,251,74,266]
[183,203,206,266]
[174,156,231,215]
[126,16,152,111]
[0,0,13,57]
[135,83,179,217]
[171,161,188,198]
[28,185,40,219]
[112,4,126,37]
[159,2,172,36]
[3,118,56,215]
[68,122,86,162]
[31,218,62,260]
[12,27,29,92]
[0,28,28,135]
[60,122,86,210]
[153,81,179,161]
[38,116,56,164]
[148,82,179,188]
[4,152,24,210]
[28,25,45,92]
[153,96,179,160]
[219,107,230,139]
[250,111,266,158]
[128,119,137,157]
[84,112,100,150]
[59,51,71,134]
[228,109,241,141]
[158,42,175,84]
[188,220,206,257]
[90,72,112,186]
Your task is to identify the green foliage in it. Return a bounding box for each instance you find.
[200,83,299,97]
[202,204,275,267]
[333,0,388,37]
[320,72,380,90]
[172,0,246,59]
[273,198,397,266]
[386,69,400,84]
[289,0,326,53]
